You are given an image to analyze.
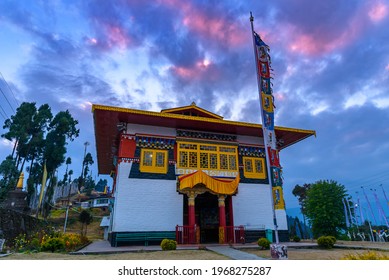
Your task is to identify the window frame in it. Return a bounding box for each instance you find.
[139,148,168,174]
[243,156,266,179]
[177,141,238,172]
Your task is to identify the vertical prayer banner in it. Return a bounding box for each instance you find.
[253,30,285,210]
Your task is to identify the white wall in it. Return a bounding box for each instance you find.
[237,135,264,146]
[112,162,183,232]
[232,183,287,230]
[126,124,176,137]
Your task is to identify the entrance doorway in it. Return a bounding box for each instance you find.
[196,192,219,243]
[182,191,233,243]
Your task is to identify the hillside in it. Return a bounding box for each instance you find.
[48,207,108,240]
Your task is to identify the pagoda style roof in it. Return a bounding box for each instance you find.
[92,104,316,174]
[161,102,223,120]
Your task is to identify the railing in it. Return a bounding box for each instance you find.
[176,225,199,244]
[176,225,245,244]
[224,226,245,244]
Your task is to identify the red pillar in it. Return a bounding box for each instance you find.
[218,195,226,244]
[188,193,196,243]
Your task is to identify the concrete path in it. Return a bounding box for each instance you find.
[74,240,268,259]
[207,245,267,260]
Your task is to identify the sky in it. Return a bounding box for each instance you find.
[1,0,389,223]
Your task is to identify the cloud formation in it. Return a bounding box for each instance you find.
[1,0,389,213]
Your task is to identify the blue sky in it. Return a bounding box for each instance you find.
[1,0,389,222]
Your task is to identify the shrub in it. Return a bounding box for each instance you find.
[160,239,177,250]
[13,234,29,252]
[317,236,336,249]
[342,251,389,260]
[292,236,301,242]
[257,238,271,250]
[41,237,65,252]
[63,233,88,252]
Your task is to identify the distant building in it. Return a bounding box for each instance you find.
[92,103,315,246]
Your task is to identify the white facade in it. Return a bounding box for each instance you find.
[126,124,176,137]
[111,162,287,233]
[232,183,287,231]
[112,162,182,232]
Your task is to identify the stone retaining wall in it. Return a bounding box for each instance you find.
[0,208,48,246]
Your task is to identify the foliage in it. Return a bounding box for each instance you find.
[41,237,65,252]
[62,233,88,251]
[79,210,93,236]
[304,180,347,238]
[257,238,271,250]
[317,236,336,249]
[292,236,301,242]
[160,239,177,250]
[1,102,80,213]
[341,251,389,260]
[292,184,311,239]
[0,156,19,201]
[12,229,88,253]
[83,175,96,196]
[13,233,30,252]
[292,184,311,214]
[83,152,94,178]
[95,178,108,193]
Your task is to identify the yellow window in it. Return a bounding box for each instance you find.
[243,157,266,179]
[177,141,237,172]
[140,149,168,173]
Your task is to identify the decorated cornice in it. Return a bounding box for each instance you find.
[239,146,266,157]
[117,157,176,165]
[135,135,175,149]
[177,130,237,142]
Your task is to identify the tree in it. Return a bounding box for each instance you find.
[82,152,94,178]
[304,180,348,238]
[292,183,311,238]
[41,110,79,217]
[95,179,108,193]
[0,156,18,201]
[83,175,96,196]
[1,103,79,214]
[79,210,93,236]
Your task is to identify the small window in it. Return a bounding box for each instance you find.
[140,149,168,173]
[243,157,266,179]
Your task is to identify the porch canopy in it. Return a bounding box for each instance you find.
[178,170,240,195]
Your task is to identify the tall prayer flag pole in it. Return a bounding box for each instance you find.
[250,12,280,244]
[36,161,47,217]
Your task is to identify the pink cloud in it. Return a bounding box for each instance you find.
[283,5,370,56]
[160,0,247,47]
[368,2,388,22]
[170,58,219,81]
[106,25,130,49]
[274,92,286,102]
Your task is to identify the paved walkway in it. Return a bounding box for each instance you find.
[74,240,267,259]
[73,240,389,259]
[73,240,319,259]
[207,245,266,260]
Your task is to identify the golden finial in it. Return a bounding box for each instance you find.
[16,172,24,189]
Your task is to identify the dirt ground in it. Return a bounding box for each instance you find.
[2,240,389,260]
[1,249,230,260]
[240,248,389,260]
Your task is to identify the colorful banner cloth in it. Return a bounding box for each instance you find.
[253,31,285,209]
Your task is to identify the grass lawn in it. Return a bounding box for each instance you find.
[1,250,230,260]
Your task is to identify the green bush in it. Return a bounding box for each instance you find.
[160,239,177,251]
[257,237,271,250]
[292,236,301,242]
[41,237,65,252]
[317,236,336,249]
